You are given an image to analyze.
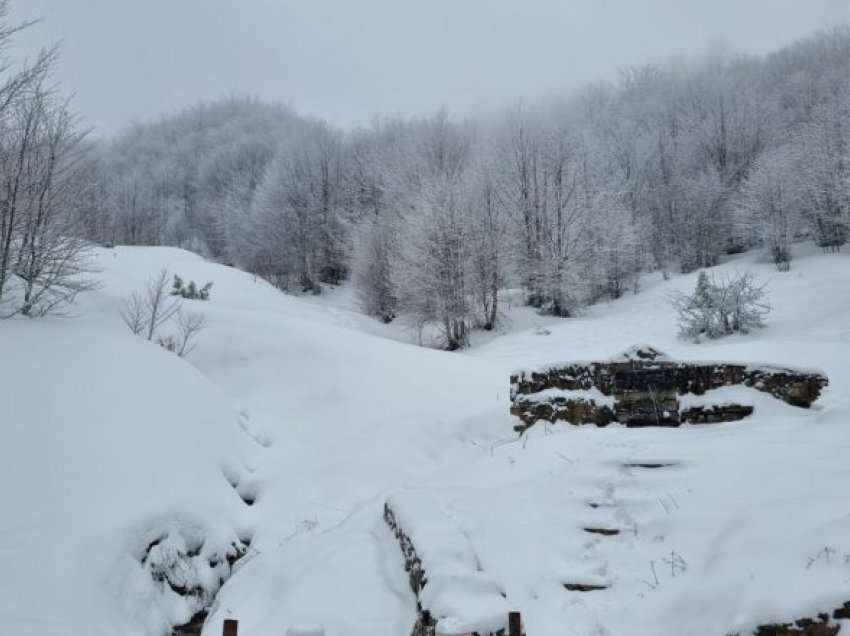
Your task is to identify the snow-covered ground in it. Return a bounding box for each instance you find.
[1,243,848,635]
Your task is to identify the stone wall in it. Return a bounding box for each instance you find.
[733,600,849,635]
[510,345,828,431]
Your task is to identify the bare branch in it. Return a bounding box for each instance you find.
[144,268,180,341]
[120,291,146,335]
[175,310,205,357]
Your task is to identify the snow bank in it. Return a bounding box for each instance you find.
[0,250,257,635]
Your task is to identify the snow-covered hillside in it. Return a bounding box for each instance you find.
[2,244,849,636]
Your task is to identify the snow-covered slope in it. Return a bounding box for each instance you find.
[2,243,848,635]
[0,251,257,636]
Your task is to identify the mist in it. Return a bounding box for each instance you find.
[12,0,850,132]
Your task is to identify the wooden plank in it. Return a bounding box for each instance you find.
[222,618,238,636]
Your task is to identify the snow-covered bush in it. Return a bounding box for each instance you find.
[171,274,213,300]
[671,271,770,341]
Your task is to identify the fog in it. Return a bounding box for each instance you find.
[11,0,850,132]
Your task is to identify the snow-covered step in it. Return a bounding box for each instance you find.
[384,493,518,636]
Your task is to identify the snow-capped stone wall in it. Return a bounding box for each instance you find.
[510,345,829,431]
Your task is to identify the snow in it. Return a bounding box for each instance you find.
[678,385,764,410]
[2,242,849,635]
[285,628,326,636]
[517,386,615,407]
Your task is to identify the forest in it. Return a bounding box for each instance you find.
[4,11,850,347]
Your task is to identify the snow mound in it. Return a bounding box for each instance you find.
[0,251,258,635]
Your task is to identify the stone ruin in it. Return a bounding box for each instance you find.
[510,345,829,432]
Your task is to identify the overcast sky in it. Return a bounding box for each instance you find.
[10,0,850,135]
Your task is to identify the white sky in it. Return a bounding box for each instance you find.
[10,0,850,134]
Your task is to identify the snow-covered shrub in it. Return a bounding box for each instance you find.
[171,275,213,300]
[671,271,770,341]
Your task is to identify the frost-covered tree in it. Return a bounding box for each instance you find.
[498,109,545,307]
[393,112,475,349]
[537,130,589,316]
[736,145,802,270]
[353,214,398,323]
[312,123,350,285]
[86,24,850,340]
[585,195,651,300]
[99,97,308,255]
[793,97,850,251]
[397,176,471,349]
[245,150,318,291]
[465,167,506,329]
[244,123,350,293]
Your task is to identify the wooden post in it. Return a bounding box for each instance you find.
[223,618,238,636]
[508,611,522,636]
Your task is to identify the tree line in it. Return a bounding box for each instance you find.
[3,0,849,346]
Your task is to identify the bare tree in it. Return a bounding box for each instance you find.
[143,269,181,341]
[0,2,97,318]
[174,310,205,357]
[121,291,147,335]
[121,270,181,340]
[122,270,206,357]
